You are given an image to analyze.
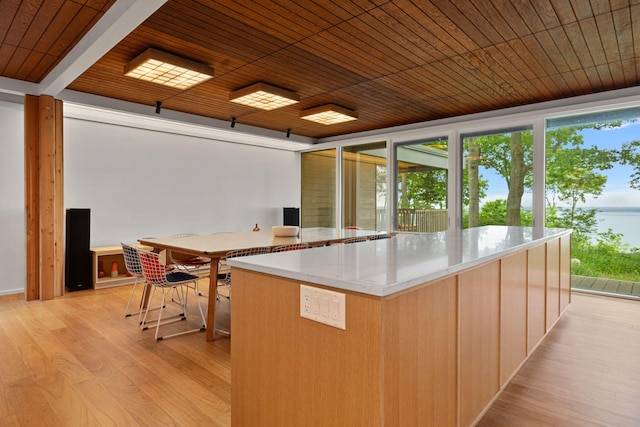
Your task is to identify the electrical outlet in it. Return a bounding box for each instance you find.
[300,285,346,330]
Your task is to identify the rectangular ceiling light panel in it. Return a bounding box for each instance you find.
[124,48,214,90]
[300,104,358,125]
[229,82,299,110]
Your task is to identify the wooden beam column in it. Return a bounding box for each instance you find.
[25,95,64,301]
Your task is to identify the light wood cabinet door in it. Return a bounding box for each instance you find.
[546,239,561,331]
[527,244,546,353]
[458,261,500,427]
[500,251,528,386]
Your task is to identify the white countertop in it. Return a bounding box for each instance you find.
[227,226,571,296]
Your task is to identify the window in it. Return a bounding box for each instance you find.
[301,149,336,228]
[395,137,449,232]
[342,142,386,231]
[546,108,640,294]
[462,127,533,228]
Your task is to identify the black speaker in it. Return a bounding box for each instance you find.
[283,207,300,227]
[65,208,92,292]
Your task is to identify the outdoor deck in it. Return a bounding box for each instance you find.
[572,275,640,298]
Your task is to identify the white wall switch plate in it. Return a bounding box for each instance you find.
[300,284,346,330]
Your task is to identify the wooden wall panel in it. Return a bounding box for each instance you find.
[559,234,571,313]
[55,100,64,296]
[24,96,40,301]
[546,239,560,330]
[24,95,64,301]
[382,277,457,427]
[231,270,383,427]
[458,261,500,427]
[500,251,528,387]
[527,244,546,353]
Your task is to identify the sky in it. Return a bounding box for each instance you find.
[580,123,640,207]
[481,121,640,208]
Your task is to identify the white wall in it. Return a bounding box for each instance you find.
[0,101,25,295]
[0,102,300,295]
[64,117,300,246]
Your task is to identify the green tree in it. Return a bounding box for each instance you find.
[464,131,532,227]
[464,125,618,234]
[618,140,640,189]
[478,199,532,226]
[546,127,616,223]
[397,169,447,209]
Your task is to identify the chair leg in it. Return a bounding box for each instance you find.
[133,284,165,325]
[140,286,157,329]
[124,281,140,317]
[141,286,185,332]
[211,282,231,337]
[153,282,207,341]
[193,280,207,330]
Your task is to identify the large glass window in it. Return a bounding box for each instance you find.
[342,142,386,231]
[462,127,533,228]
[301,149,336,228]
[396,137,449,232]
[546,108,640,294]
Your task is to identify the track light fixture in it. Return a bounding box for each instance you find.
[231,117,236,128]
[155,101,162,114]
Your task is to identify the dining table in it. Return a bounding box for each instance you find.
[139,227,383,341]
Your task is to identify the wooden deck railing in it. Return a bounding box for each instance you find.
[397,209,448,232]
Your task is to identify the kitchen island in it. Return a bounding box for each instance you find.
[228,226,572,427]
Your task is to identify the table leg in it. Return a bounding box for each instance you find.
[206,256,220,341]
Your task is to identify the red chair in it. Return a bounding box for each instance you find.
[138,249,207,340]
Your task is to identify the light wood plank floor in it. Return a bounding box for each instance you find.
[478,293,640,427]
[1,287,638,426]
[0,284,231,426]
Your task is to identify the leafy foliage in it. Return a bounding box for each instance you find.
[398,169,447,209]
[617,140,640,189]
[571,231,640,281]
[478,200,532,226]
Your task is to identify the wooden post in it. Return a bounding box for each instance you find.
[24,95,64,300]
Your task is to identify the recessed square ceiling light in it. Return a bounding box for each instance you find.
[124,48,214,90]
[300,104,358,125]
[229,82,299,110]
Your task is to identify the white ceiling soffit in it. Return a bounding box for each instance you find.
[38,0,167,97]
[0,76,38,96]
[62,92,314,152]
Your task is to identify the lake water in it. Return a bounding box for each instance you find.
[593,207,640,249]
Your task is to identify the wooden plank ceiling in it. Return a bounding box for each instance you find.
[1,0,640,139]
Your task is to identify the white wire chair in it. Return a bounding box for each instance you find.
[271,243,309,252]
[167,234,210,277]
[368,234,391,240]
[138,249,207,340]
[341,236,368,244]
[120,243,164,324]
[215,246,270,335]
[121,243,148,320]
